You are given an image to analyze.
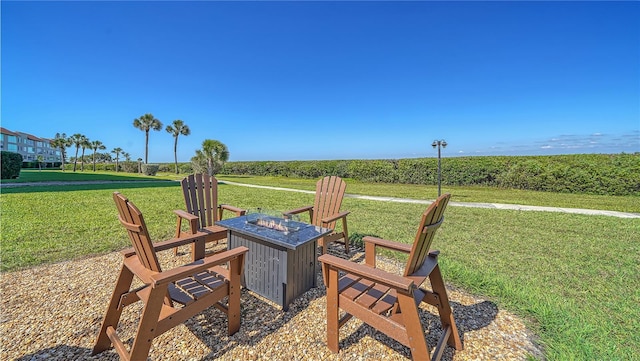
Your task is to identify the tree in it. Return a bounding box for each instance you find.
[80,137,91,171]
[69,133,87,172]
[133,113,162,164]
[51,133,71,171]
[90,140,106,171]
[37,155,44,171]
[122,152,131,161]
[166,119,191,174]
[191,139,229,176]
[111,147,123,172]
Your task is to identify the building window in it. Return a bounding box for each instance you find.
[8,144,17,151]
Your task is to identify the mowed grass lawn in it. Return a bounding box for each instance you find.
[1,170,639,360]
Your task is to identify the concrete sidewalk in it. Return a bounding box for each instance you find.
[221,180,640,219]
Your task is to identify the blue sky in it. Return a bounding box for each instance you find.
[2,1,639,162]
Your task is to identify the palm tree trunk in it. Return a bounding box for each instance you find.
[145,130,149,164]
[73,147,79,172]
[174,137,179,174]
[61,149,66,172]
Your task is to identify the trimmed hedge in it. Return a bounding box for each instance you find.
[1,151,23,179]
[141,164,159,176]
[221,153,640,196]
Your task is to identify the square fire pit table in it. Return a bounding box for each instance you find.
[216,214,331,311]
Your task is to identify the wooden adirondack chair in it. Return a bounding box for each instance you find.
[92,192,248,361]
[318,193,462,361]
[285,176,350,254]
[174,173,246,259]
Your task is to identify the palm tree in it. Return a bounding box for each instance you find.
[122,152,131,161]
[111,147,123,172]
[133,113,163,164]
[69,133,87,172]
[166,119,191,174]
[191,139,229,176]
[52,133,71,171]
[37,155,44,171]
[90,140,106,172]
[79,137,91,171]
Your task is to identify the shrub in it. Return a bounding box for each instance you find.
[346,159,397,183]
[120,161,138,173]
[179,163,193,174]
[1,151,23,179]
[141,164,159,176]
[22,161,39,169]
[158,163,171,173]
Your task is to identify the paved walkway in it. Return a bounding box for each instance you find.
[221,180,640,219]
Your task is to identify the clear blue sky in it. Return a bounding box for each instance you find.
[2,1,639,162]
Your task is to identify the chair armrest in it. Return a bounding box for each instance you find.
[319,254,414,292]
[151,246,249,286]
[321,210,350,225]
[174,209,199,234]
[220,204,246,216]
[363,236,412,268]
[363,236,412,253]
[153,234,208,253]
[121,233,209,257]
[174,209,198,221]
[284,205,313,215]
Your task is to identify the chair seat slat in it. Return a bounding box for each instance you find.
[371,289,397,315]
[342,278,374,301]
[355,283,390,309]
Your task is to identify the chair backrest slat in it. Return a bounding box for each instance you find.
[182,174,220,229]
[113,192,162,272]
[182,175,195,217]
[204,174,219,224]
[312,176,346,229]
[404,193,450,277]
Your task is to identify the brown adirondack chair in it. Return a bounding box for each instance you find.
[174,173,246,259]
[318,193,462,361]
[285,176,350,254]
[92,192,248,361]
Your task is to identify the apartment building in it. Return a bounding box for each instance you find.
[0,127,62,166]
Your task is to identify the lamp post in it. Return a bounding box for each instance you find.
[432,139,447,196]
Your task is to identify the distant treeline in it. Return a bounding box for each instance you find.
[221,153,640,196]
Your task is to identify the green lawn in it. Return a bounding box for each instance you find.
[1,170,639,360]
[1,168,181,183]
[218,175,640,213]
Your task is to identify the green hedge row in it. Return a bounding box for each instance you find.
[221,153,640,196]
[61,162,194,174]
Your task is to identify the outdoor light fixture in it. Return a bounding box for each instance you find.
[432,139,447,196]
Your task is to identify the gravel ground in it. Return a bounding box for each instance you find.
[0,243,544,360]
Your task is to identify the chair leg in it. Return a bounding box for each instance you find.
[92,264,135,355]
[397,293,431,360]
[190,237,206,261]
[429,265,462,350]
[341,219,349,254]
[127,285,167,360]
[227,256,242,335]
[326,266,340,352]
